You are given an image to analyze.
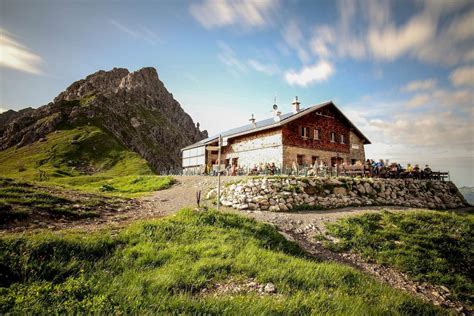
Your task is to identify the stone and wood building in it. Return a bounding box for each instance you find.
[181,99,370,174]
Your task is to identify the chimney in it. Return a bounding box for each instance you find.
[292,96,301,114]
[249,114,257,128]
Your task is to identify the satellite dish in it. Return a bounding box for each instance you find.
[273,104,278,110]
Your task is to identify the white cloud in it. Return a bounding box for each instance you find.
[406,94,430,108]
[189,0,278,29]
[308,1,366,61]
[305,1,474,66]
[247,59,280,75]
[0,107,7,113]
[401,79,437,92]
[109,19,160,45]
[0,28,43,75]
[309,25,335,58]
[446,9,474,42]
[450,65,474,87]
[368,14,436,60]
[284,60,334,86]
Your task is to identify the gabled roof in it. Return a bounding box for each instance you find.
[182,101,371,150]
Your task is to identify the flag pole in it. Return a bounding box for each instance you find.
[217,134,222,211]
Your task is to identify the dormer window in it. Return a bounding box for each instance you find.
[330,132,336,142]
[340,134,345,144]
[314,129,320,140]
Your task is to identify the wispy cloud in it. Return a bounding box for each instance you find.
[284,60,334,87]
[401,79,437,92]
[304,0,474,66]
[109,19,160,45]
[0,28,43,75]
[247,59,280,76]
[406,94,430,108]
[189,0,279,29]
[450,65,474,87]
[217,41,247,76]
[281,20,310,63]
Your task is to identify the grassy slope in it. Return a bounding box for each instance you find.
[324,210,474,305]
[0,209,441,315]
[0,178,101,225]
[0,125,172,197]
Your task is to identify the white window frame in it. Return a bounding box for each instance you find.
[313,128,320,140]
[301,127,310,138]
[330,132,336,142]
[340,134,345,144]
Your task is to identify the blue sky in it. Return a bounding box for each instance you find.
[1,0,473,186]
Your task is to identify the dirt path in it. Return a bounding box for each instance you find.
[141,176,246,214]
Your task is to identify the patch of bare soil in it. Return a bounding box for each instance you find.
[199,278,278,297]
[236,207,473,315]
[1,176,241,233]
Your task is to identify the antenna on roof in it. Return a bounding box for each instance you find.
[249,113,257,128]
[272,96,281,122]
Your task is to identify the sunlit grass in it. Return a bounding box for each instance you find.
[0,209,442,314]
[323,210,474,305]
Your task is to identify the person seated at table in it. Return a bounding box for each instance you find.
[423,164,432,179]
[406,163,413,172]
[230,164,237,176]
[378,159,385,176]
[269,162,276,175]
[413,164,420,172]
[424,164,432,173]
[292,160,298,175]
[251,164,258,175]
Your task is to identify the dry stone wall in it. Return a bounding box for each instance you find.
[217,177,468,211]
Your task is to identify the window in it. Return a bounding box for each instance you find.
[330,132,336,142]
[340,134,345,144]
[297,154,304,166]
[313,128,320,140]
[301,127,310,138]
[312,156,319,165]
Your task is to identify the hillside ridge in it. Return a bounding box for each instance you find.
[0,67,208,172]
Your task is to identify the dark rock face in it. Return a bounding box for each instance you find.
[0,67,208,172]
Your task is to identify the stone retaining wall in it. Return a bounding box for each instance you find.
[216,177,468,211]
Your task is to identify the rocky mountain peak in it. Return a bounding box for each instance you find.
[54,67,130,102]
[118,67,160,91]
[1,67,208,172]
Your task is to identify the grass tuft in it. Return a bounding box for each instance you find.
[324,210,474,305]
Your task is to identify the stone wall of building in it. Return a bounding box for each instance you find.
[217,177,468,211]
[221,128,283,168]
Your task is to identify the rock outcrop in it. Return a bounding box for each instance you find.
[0,67,208,172]
[218,177,468,211]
